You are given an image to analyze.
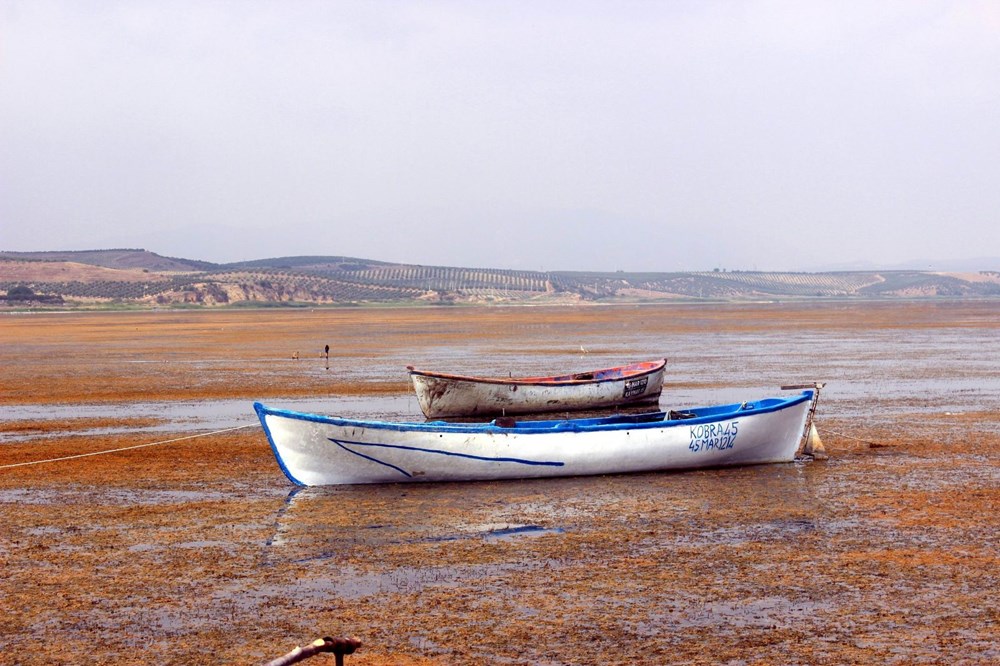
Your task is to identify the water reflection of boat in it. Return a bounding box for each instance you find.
[253,386,823,486]
[263,484,569,571]
[406,358,666,418]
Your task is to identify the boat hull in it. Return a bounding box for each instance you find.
[408,359,666,418]
[254,391,814,486]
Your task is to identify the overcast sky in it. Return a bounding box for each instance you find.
[2,1,998,271]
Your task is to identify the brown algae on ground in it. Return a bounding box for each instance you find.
[1,302,998,664]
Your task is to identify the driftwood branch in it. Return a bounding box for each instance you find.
[264,636,362,666]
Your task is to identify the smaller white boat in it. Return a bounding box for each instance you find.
[253,385,824,486]
[406,358,667,418]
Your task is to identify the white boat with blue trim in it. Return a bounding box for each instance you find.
[253,385,824,486]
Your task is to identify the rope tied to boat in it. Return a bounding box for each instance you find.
[822,427,886,447]
[0,424,256,470]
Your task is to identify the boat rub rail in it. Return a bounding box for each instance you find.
[253,390,813,435]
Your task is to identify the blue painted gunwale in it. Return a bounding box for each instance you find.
[253,390,812,436]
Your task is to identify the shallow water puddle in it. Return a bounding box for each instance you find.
[0,395,416,443]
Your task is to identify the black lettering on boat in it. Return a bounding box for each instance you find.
[623,376,649,398]
[689,420,739,452]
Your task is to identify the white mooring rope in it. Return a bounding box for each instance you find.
[0,424,256,470]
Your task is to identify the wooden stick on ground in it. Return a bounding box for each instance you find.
[264,637,362,666]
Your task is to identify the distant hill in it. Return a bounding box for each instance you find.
[221,256,395,272]
[0,249,214,272]
[817,257,1000,272]
[2,249,999,307]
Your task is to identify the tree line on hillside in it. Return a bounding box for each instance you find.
[3,262,1000,306]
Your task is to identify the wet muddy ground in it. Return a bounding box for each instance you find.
[1,302,998,665]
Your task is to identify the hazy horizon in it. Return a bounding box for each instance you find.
[2,2,998,272]
[4,246,999,275]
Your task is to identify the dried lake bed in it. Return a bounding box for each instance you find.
[1,302,998,664]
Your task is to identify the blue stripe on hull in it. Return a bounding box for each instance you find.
[331,437,565,479]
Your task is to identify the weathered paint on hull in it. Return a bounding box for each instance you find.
[409,359,666,418]
[254,391,814,486]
